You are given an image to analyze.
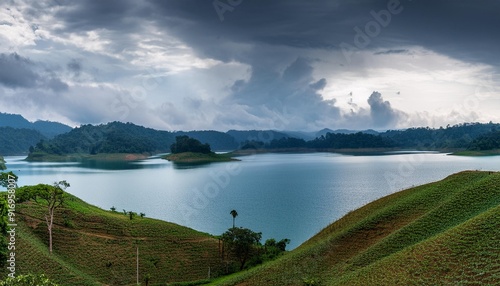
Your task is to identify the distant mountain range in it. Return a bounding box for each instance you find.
[0,113,73,155]
[0,112,72,138]
[1,112,500,157]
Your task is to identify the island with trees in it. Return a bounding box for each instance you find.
[163,136,238,163]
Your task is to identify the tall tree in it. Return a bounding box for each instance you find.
[230,209,238,228]
[34,181,70,254]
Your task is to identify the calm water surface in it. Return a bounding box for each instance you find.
[4,153,500,249]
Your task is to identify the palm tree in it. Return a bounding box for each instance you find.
[230,209,238,228]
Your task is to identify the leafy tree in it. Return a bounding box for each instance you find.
[23,181,69,254]
[230,209,238,228]
[0,274,59,286]
[170,135,212,154]
[262,238,290,261]
[221,227,262,270]
[0,172,18,188]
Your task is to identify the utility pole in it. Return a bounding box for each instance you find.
[136,244,139,285]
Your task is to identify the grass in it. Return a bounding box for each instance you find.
[451,149,500,156]
[209,170,500,285]
[0,193,223,285]
[163,152,239,164]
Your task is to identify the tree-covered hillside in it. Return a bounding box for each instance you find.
[0,127,46,155]
[382,122,500,149]
[29,122,175,157]
[467,130,500,151]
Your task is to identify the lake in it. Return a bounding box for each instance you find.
[4,152,500,249]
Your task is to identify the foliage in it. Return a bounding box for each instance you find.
[0,172,18,188]
[221,227,262,270]
[28,122,174,157]
[382,122,500,149]
[0,127,46,156]
[0,274,59,286]
[170,136,212,154]
[467,130,500,150]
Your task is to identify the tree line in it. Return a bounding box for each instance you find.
[241,122,500,151]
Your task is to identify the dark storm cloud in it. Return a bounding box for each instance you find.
[54,0,142,32]
[0,53,38,88]
[140,0,500,67]
[0,53,67,91]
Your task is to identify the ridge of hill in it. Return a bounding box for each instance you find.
[211,170,500,285]
[0,112,72,138]
[0,192,222,285]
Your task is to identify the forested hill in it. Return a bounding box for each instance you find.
[0,112,72,138]
[26,122,240,158]
[381,122,500,150]
[29,122,175,156]
[0,127,46,156]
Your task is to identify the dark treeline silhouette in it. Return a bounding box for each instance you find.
[170,135,212,154]
[242,132,393,150]
[241,122,500,151]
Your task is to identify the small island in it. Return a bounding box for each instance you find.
[162,135,238,163]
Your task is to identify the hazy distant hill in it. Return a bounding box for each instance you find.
[0,112,72,138]
[226,130,290,146]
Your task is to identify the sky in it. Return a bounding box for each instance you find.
[0,0,499,132]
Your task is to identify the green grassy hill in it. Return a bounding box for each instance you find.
[211,171,500,285]
[0,194,222,285]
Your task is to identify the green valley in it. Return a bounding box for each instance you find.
[1,171,499,285]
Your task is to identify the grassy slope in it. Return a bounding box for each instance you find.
[0,194,221,285]
[211,171,500,285]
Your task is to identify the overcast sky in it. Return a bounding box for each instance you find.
[0,0,499,131]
